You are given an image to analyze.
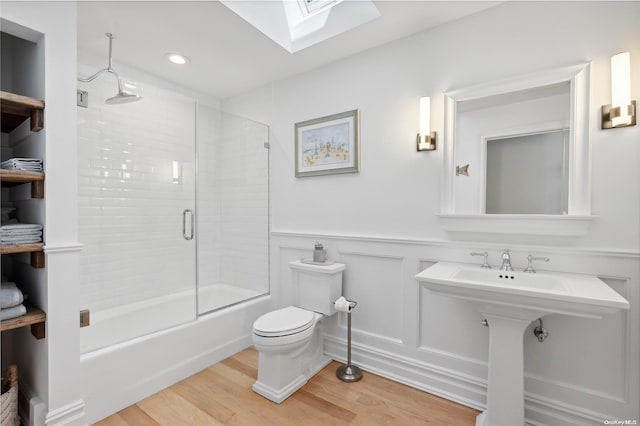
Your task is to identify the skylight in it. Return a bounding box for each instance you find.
[221,0,380,53]
[299,0,342,16]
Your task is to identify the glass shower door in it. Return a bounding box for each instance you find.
[78,69,196,353]
[197,106,269,314]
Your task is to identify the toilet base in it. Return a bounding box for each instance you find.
[252,355,331,404]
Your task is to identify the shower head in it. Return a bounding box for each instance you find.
[78,33,143,104]
[106,91,142,104]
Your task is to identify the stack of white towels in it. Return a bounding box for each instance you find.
[1,207,43,245]
[1,280,26,321]
[1,158,43,173]
[1,223,43,245]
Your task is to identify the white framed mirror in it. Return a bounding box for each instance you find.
[439,63,595,236]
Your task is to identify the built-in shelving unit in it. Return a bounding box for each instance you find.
[1,89,46,337]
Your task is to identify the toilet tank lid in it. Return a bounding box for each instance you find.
[289,260,346,274]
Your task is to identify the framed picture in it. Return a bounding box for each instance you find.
[295,109,360,177]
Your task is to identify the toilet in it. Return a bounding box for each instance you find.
[252,260,346,403]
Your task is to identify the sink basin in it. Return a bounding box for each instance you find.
[416,262,628,319]
[416,262,629,426]
[452,268,567,292]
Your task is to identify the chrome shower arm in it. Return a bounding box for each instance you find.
[77,68,124,94]
[77,68,108,83]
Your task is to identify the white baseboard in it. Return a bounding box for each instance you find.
[45,400,87,426]
[18,381,46,426]
[324,335,611,426]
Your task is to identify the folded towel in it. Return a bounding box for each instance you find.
[1,237,42,245]
[1,158,42,165]
[1,230,43,237]
[0,283,24,309]
[1,158,43,173]
[0,304,27,321]
[0,223,44,244]
[1,224,43,232]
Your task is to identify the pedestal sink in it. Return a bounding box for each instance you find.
[415,262,629,426]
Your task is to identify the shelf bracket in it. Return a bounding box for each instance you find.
[31,251,45,269]
[31,180,44,198]
[31,321,45,339]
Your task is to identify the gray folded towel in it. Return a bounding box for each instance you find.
[0,303,27,321]
[1,224,43,232]
[0,223,44,244]
[0,283,24,309]
[1,158,43,173]
[1,236,42,245]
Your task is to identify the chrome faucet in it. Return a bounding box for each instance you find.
[523,254,550,273]
[500,249,513,271]
[470,251,491,269]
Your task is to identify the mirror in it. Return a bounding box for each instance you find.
[485,129,569,214]
[441,63,592,218]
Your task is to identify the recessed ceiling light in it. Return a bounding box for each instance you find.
[166,53,189,65]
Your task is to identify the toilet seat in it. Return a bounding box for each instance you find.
[253,306,314,337]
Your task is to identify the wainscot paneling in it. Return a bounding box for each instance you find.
[337,251,404,344]
[271,231,639,426]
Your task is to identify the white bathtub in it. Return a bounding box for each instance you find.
[81,284,267,353]
[80,290,273,423]
[198,282,265,314]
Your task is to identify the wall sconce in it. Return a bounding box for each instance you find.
[602,51,636,129]
[417,96,437,151]
[172,160,181,184]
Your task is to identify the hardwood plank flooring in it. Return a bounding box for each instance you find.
[95,348,478,425]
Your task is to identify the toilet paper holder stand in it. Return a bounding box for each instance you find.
[336,299,363,382]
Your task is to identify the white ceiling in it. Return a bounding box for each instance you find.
[77,1,499,100]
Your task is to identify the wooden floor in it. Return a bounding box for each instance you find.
[96,348,479,425]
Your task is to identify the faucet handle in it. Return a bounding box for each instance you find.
[523,254,550,273]
[470,251,491,269]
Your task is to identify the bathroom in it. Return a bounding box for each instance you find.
[0,1,638,425]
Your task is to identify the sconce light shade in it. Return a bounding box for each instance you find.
[602,51,636,129]
[172,160,181,184]
[417,96,437,151]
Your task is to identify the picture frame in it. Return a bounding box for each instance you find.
[294,109,360,177]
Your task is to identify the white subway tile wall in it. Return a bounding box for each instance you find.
[78,69,197,352]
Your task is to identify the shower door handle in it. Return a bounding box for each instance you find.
[182,209,194,240]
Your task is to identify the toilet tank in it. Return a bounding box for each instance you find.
[289,260,345,316]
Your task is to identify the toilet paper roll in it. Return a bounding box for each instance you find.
[334,296,355,313]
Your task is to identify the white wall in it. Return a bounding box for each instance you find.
[224,2,640,424]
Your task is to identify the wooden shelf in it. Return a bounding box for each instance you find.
[0,304,46,339]
[0,91,45,133]
[0,169,45,198]
[0,242,43,255]
[0,243,45,268]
